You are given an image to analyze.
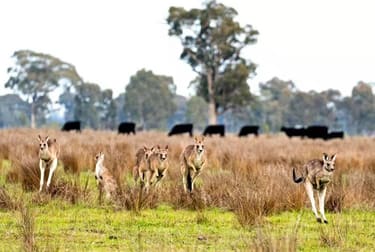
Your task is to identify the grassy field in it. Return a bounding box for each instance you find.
[1,203,374,251]
[1,193,374,251]
[0,129,375,251]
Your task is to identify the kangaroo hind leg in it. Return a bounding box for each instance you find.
[46,159,58,189]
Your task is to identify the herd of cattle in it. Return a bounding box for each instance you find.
[61,121,344,140]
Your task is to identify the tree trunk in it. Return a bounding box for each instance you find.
[31,102,36,128]
[206,69,217,124]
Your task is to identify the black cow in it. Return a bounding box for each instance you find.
[118,122,136,135]
[326,131,344,140]
[168,123,193,137]
[238,125,259,137]
[61,121,81,132]
[203,124,225,137]
[281,126,306,138]
[306,125,328,140]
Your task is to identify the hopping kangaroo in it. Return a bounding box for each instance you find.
[38,135,60,192]
[293,153,337,223]
[94,152,117,199]
[180,136,207,192]
[133,146,155,190]
[149,145,169,187]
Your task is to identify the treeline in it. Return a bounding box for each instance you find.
[223,78,375,135]
[1,52,374,135]
[2,2,374,135]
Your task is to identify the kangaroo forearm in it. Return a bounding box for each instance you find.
[187,161,196,171]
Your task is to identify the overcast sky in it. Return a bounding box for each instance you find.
[1,0,375,98]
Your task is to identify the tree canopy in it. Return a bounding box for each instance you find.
[5,50,82,128]
[59,83,117,130]
[124,69,177,130]
[186,96,208,131]
[167,0,258,124]
[0,94,30,128]
[341,82,375,134]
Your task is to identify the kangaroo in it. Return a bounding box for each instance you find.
[133,146,155,191]
[293,153,337,223]
[38,135,60,192]
[180,136,207,193]
[94,152,117,200]
[149,145,169,187]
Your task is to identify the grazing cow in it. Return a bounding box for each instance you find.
[203,124,225,137]
[306,126,328,140]
[238,125,259,137]
[281,126,306,138]
[118,122,136,135]
[326,131,344,140]
[168,123,193,137]
[61,121,81,132]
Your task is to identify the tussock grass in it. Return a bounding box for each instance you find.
[0,186,18,211]
[18,205,37,252]
[319,217,348,248]
[0,128,374,227]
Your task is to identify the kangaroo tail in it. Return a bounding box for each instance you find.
[292,168,304,183]
[186,172,193,192]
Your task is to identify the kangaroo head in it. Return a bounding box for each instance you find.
[38,135,50,151]
[322,153,336,171]
[194,136,205,154]
[95,152,105,163]
[143,146,154,159]
[156,145,168,161]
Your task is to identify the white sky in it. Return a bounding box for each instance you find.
[1,0,375,98]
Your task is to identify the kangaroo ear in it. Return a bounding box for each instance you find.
[201,135,205,141]
[165,145,168,150]
[194,136,198,142]
[157,145,161,150]
[45,136,50,142]
[143,146,147,151]
[37,135,42,141]
[331,154,337,162]
[322,153,328,161]
[151,146,155,152]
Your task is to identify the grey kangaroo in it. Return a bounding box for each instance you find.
[293,153,336,223]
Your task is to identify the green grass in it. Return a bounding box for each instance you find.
[1,200,374,251]
[263,209,375,251]
[1,203,254,251]
[0,160,374,251]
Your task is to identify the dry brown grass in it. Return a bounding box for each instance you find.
[0,128,374,226]
[18,205,37,252]
[0,186,18,210]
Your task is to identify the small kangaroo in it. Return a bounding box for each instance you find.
[293,153,337,223]
[180,136,207,193]
[149,145,169,187]
[38,135,60,192]
[133,146,155,191]
[94,152,117,200]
